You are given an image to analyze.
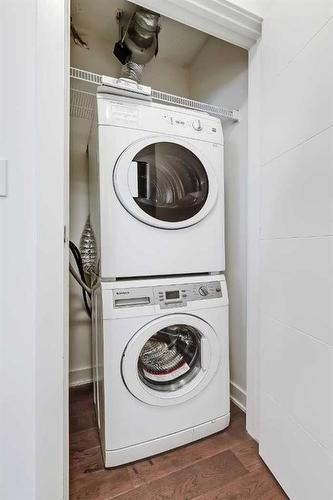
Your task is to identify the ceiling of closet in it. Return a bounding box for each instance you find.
[71,0,210,67]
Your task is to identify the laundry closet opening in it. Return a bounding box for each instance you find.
[69,0,248,460]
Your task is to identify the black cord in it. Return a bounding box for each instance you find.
[69,241,92,317]
[70,17,89,49]
[69,241,91,315]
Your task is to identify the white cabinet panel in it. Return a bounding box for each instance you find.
[261,20,333,164]
[257,2,333,498]
[261,316,333,452]
[261,0,333,88]
[260,395,333,500]
[261,237,333,345]
[261,127,333,238]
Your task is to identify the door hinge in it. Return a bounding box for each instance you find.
[0,159,8,197]
[64,225,68,243]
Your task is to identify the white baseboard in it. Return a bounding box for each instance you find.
[230,381,246,413]
[69,366,92,387]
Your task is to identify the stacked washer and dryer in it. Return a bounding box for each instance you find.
[89,90,230,467]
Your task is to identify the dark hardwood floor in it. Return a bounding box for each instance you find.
[69,384,287,500]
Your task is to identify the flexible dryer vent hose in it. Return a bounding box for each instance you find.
[119,8,160,82]
[79,217,97,275]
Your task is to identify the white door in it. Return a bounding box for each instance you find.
[1,1,69,499]
[122,314,221,406]
[113,137,218,229]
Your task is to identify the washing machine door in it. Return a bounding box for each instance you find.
[113,137,218,229]
[121,314,220,406]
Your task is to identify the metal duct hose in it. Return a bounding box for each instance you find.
[115,8,160,82]
[140,340,185,373]
[79,217,97,275]
[121,61,144,82]
[139,326,199,384]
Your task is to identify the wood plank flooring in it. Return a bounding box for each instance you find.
[69,384,288,500]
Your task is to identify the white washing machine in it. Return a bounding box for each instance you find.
[89,93,225,279]
[92,274,230,467]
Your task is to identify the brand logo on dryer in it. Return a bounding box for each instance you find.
[115,291,130,295]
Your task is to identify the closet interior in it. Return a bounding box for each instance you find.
[69,0,248,432]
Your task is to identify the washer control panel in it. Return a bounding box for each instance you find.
[155,281,222,309]
[113,281,222,309]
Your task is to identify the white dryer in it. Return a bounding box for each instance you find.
[89,93,225,279]
[92,274,230,467]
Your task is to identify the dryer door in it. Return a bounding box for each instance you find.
[122,314,221,406]
[113,137,218,229]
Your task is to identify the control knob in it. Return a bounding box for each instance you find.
[199,286,209,296]
[192,119,202,131]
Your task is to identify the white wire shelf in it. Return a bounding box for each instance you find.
[71,67,102,86]
[70,88,95,121]
[70,66,240,122]
[152,89,237,120]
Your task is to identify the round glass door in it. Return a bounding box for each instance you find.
[138,324,201,392]
[121,314,220,406]
[113,137,218,229]
[132,143,208,222]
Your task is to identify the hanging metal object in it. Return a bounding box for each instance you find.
[138,325,199,384]
[79,217,97,275]
[114,8,160,82]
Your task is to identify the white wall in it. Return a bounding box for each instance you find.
[70,35,190,385]
[189,38,248,410]
[236,0,333,497]
[69,34,121,386]
[69,123,92,386]
[0,3,37,497]
[259,5,333,499]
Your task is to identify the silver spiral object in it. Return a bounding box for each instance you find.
[79,217,97,275]
[119,8,159,82]
[140,339,184,373]
[121,62,144,82]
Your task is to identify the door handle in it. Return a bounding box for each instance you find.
[201,338,210,372]
[128,161,138,197]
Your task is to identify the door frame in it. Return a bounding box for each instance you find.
[30,0,262,498]
[36,1,70,499]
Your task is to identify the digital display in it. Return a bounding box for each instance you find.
[165,290,180,300]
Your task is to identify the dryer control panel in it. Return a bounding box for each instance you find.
[97,95,223,145]
[113,281,222,309]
